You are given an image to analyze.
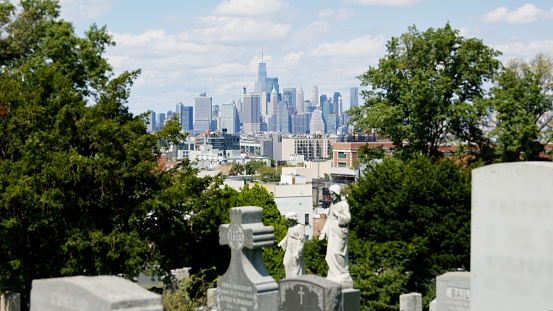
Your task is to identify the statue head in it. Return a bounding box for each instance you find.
[329,184,341,197]
[285,211,298,222]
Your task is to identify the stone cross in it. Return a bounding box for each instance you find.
[217,206,279,311]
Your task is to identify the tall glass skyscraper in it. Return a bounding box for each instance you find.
[350,87,359,109]
[194,93,212,132]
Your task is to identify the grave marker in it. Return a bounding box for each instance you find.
[436,272,470,311]
[217,206,279,311]
[471,162,553,311]
[30,275,162,311]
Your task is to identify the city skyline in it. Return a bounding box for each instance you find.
[58,0,553,115]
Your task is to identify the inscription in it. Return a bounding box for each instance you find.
[446,287,470,300]
[218,281,256,309]
[227,224,244,250]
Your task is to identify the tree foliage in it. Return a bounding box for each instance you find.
[488,53,553,161]
[349,23,501,160]
[348,156,472,310]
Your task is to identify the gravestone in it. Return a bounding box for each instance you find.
[1,292,20,311]
[279,275,341,311]
[217,206,279,311]
[436,272,470,311]
[471,162,553,311]
[279,275,360,311]
[429,299,436,311]
[30,275,162,311]
[399,292,422,311]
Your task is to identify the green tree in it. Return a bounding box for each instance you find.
[488,53,553,162]
[0,1,186,307]
[348,156,472,310]
[228,161,245,176]
[349,23,501,161]
[244,159,267,175]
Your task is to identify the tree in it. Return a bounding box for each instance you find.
[244,159,267,175]
[0,1,187,307]
[349,23,501,160]
[488,53,553,162]
[348,156,472,310]
[228,162,245,176]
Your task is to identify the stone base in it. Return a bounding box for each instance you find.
[341,288,360,311]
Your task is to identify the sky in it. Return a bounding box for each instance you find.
[55,0,553,115]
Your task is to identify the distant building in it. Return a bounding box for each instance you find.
[157,113,166,131]
[291,114,308,135]
[283,87,296,111]
[310,109,325,135]
[296,86,305,114]
[181,106,193,132]
[146,110,156,133]
[350,87,359,109]
[220,102,240,134]
[281,136,337,161]
[312,86,319,107]
[242,94,261,134]
[194,93,212,132]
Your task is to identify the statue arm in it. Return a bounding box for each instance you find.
[336,203,351,227]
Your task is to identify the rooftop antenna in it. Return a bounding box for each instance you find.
[261,47,264,64]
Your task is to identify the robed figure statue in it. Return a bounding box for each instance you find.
[319,184,353,288]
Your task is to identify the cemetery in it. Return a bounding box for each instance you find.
[2,162,552,311]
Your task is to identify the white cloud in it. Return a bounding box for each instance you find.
[213,0,288,17]
[482,4,553,24]
[493,39,553,58]
[283,52,304,62]
[342,0,422,7]
[191,16,291,43]
[317,9,355,21]
[309,35,387,57]
[59,0,115,21]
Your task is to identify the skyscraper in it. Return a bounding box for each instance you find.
[181,106,193,131]
[194,93,212,132]
[269,86,278,115]
[312,86,319,107]
[220,102,240,134]
[276,101,289,134]
[242,93,261,134]
[350,87,359,109]
[157,113,166,131]
[283,88,296,111]
[255,54,267,95]
[297,87,305,114]
[310,108,325,135]
[146,110,156,133]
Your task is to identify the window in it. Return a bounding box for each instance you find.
[305,214,309,225]
[338,162,347,167]
[338,152,346,158]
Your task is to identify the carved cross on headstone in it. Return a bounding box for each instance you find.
[217,206,279,311]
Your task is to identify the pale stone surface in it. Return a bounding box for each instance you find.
[217,206,279,311]
[206,288,217,310]
[400,293,422,311]
[319,184,353,288]
[30,275,162,311]
[279,275,342,311]
[1,292,21,311]
[471,162,553,311]
[436,272,470,311]
[278,211,306,278]
[429,299,437,311]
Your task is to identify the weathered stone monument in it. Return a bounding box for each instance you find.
[0,292,20,311]
[399,292,422,311]
[471,162,553,311]
[436,271,470,311]
[30,275,162,310]
[217,206,279,311]
[279,275,342,311]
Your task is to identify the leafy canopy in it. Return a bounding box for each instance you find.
[349,23,501,160]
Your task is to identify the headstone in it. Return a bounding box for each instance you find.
[279,275,341,311]
[206,288,217,310]
[471,162,553,311]
[400,292,422,311]
[1,292,21,311]
[217,206,279,311]
[279,275,360,311]
[30,275,162,311]
[436,272,470,311]
[429,299,437,311]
